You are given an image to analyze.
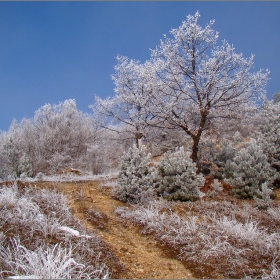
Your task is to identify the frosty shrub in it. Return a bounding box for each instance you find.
[256,100,280,188]
[0,99,109,178]
[0,182,72,242]
[114,143,153,203]
[254,182,274,210]
[268,206,280,222]
[213,139,236,179]
[28,187,72,221]
[207,179,223,198]
[262,261,280,280]
[212,179,223,192]
[153,147,205,201]
[224,138,276,199]
[232,131,244,144]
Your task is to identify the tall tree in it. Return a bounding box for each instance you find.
[149,12,269,164]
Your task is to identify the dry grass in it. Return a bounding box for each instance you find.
[115,197,280,279]
[0,181,120,279]
[2,177,280,279]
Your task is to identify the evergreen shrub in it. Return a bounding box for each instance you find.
[224,138,276,199]
[153,147,205,201]
[114,144,153,203]
[256,101,280,188]
[213,139,236,179]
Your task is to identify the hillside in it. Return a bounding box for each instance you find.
[1,176,279,279]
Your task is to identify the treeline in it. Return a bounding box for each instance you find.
[0,99,121,178]
[0,98,188,179]
[0,95,279,181]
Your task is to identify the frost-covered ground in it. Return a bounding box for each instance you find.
[1,175,280,279]
[116,197,280,279]
[0,181,119,279]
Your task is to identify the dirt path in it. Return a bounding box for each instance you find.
[40,180,194,279]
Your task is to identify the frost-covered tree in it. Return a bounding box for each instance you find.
[1,120,25,178]
[31,99,100,174]
[114,143,153,203]
[256,100,280,188]
[149,12,269,164]
[153,147,205,201]
[224,138,276,199]
[206,178,224,198]
[92,56,155,148]
[0,99,103,177]
[0,142,9,180]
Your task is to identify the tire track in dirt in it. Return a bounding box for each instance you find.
[52,180,194,279]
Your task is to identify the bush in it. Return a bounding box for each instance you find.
[153,147,205,201]
[0,100,105,178]
[254,182,275,210]
[214,139,236,167]
[206,179,223,198]
[256,100,280,188]
[224,138,276,199]
[114,143,154,203]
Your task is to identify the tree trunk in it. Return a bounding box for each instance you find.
[190,135,202,174]
[135,132,143,149]
[190,112,207,172]
[191,136,200,164]
[135,137,139,149]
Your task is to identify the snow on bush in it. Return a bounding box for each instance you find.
[0,99,118,178]
[268,206,280,222]
[153,147,205,201]
[224,138,276,199]
[254,182,274,210]
[114,143,154,203]
[256,100,280,188]
[206,178,223,198]
[232,131,244,144]
[27,187,72,221]
[213,139,237,178]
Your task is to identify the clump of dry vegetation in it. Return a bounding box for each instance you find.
[115,196,280,279]
[0,181,121,279]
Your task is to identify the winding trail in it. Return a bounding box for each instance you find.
[39,180,194,279]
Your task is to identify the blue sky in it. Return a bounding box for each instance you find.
[0,1,279,131]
